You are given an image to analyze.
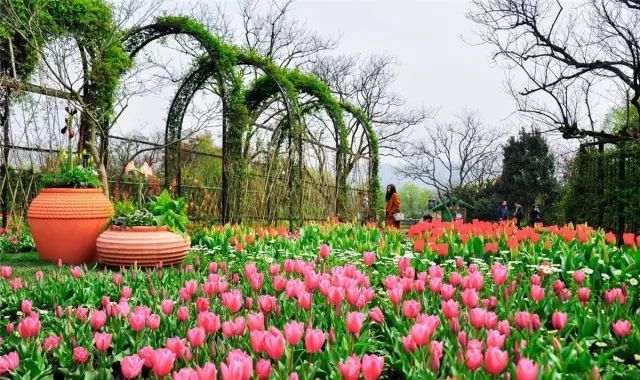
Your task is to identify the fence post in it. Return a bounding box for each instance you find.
[617,143,626,242]
[597,142,604,227]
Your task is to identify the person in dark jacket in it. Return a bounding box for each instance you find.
[513,202,524,228]
[530,205,542,226]
[497,200,509,221]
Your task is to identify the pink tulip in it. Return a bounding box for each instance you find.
[410,322,432,346]
[91,310,107,330]
[363,252,375,266]
[196,363,217,380]
[188,327,206,347]
[530,274,541,285]
[361,354,384,380]
[70,266,83,279]
[122,286,133,299]
[264,328,286,360]
[43,335,61,351]
[402,300,421,319]
[255,359,272,380]
[197,312,221,334]
[21,300,32,314]
[612,320,632,337]
[441,300,459,319]
[484,312,498,329]
[498,320,510,336]
[346,312,366,336]
[484,347,508,375]
[173,368,198,380]
[297,291,312,310]
[220,349,253,380]
[284,321,305,345]
[0,352,19,373]
[121,354,145,379]
[129,312,146,332]
[94,332,112,352]
[18,315,40,338]
[577,287,590,303]
[516,358,539,380]
[429,340,444,371]
[258,295,277,314]
[139,346,155,368]
[147,314,160,330]
[151,348,176,377]
[573,270,586,283]
[491,263,508,285]
[247,313,265,332]
[222,321,235,338]
[402,334,417,352]
[530,285,545,302]
[319,244,331,258]
[368,307,384,323]
[1,266,11,279]
[221,291,243,313]
[166,337,188,359]
[72,347,89,363]
[250,331,266,353]
[461,288,478,308]
[486,330,505,348]
[439,284,455,300]
[465,349,483,371]
[177,306,189,322]
[305,328,326,353]
[338,355,361,380]
[552,312,568,330]
[388,285,403,305]
[196,297,210,313]
[469,308,486,329]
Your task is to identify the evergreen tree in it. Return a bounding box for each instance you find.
[500,129,559,222]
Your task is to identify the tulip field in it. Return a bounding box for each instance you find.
[0,221,639,379]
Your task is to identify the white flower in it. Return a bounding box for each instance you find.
[124,161,136,173]
[140,162,153,177]
[612,269,622,276]
[629,278,638,286]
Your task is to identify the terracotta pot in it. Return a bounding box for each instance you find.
[28,188,114,264]
[97,226,190,267]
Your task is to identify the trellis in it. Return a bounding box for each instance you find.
[0,5,381,229]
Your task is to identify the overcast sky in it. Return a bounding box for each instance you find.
[114,0,578,185]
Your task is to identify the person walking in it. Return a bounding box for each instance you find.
[385,184,402,229]
[513,202,524,228]
[529,205,542,227]
[497,200,509,221]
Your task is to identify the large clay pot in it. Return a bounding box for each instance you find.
[97,226,190,267]
[28,188,114,264]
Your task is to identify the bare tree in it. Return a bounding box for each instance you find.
[396,110,501,201]
[469,0,640,140]
[312,54,433,162]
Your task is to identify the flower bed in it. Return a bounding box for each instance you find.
[0,221,638,379]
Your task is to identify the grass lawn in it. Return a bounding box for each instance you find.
[0,251,57,278]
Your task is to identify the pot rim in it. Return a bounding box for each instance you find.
[108,225,170,232]
[40,188,104,193]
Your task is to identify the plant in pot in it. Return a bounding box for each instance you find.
[97,162,190,267]
[27,107,114,264]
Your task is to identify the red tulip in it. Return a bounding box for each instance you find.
[612,320,632,337]
[188,327,206,347]
[346,312,366,336]
[18,315,40,338]
[516,358,539,380]
[256,359,272,380]
[121,354,145,379]
[368,307,384,323]
[94,332,112,352]
[484,347,508,375]
[151,348,176,377]
[363,252,375,266]
[622,233,635,247]
[338,355,361,380]
[361,354,384,380]
[305,328,326,353]
[72,347,89,363]
[284,321,305,345]
[552,312,568,330]
[196,363,217,380]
